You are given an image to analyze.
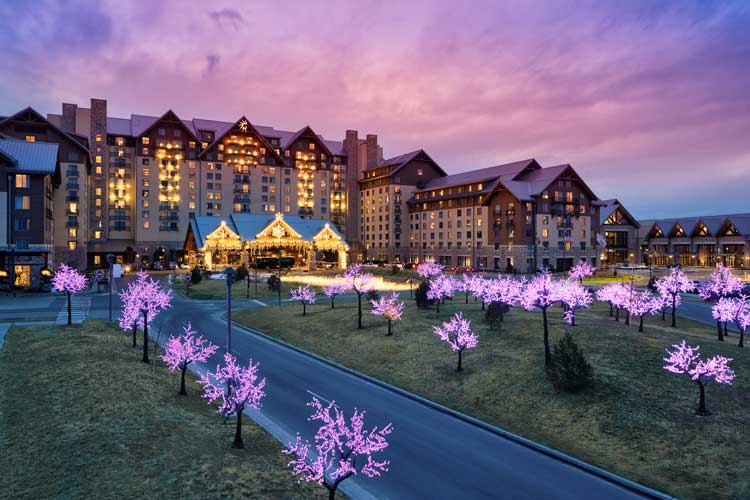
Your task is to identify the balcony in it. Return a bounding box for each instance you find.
[109,215,131,222]
[158,215,180,222]
[66,182,79,190]
[65,220,79,228]
[66,194,79,202]
[66,169,79,178]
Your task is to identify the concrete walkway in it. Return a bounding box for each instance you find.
[0,323,9,351]
[55,296,92,325]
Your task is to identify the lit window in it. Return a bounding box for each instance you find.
[94,255,101,265]
[68,241,77,250]
[15,174,29,188]
[15,196,30,209]
[68,228,77,238]
[309,143,315,151]
[417,169,423,176]
[116,137,124,146]
[143,221,150,229]
[25,135,35,142]
[96,166,102,175]
[94,230,102,239]
[69,202,78,213]
[95,187,102,196]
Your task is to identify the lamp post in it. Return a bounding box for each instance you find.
[9,243,16,298]
[223,267,236,355]
[254,249,259,299]
[277,248,282,306]
[106,253,115,321]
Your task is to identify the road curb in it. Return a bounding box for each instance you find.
[232,319,677,500]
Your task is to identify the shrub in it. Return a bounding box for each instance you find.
[547,333,593,392]
[484,301,509,330]
[190,267,202,285]
[365,289,380,302]
[235,264,249,282]
[415,280,433,308]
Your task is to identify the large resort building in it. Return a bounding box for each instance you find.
[0,96,747,285]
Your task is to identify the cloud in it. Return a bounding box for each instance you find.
[207,8,244,29]
[0,0,748,218]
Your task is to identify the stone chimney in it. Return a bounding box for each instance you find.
[366,134,378,169]
[61,103,77,133]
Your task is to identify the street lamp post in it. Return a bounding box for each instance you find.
[223,267,236,355]
[9,243,16,298]
[106,253,115,321]
[277,249,282,306]
[254,249,259,299]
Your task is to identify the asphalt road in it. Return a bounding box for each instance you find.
[85,275,673,500]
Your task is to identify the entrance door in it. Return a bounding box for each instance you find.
[14,265,30,287]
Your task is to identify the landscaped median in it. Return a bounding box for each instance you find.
[0,321,330,500]
[234,299,750,500]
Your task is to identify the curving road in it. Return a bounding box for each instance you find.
[88,274,673,500]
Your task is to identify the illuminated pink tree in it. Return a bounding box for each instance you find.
[199,352,266,448]
[417,261,444,282]
[713,296,750,348]
[434,311,478,371]
[119,272,146,347]
[520,272,564,366]
[162,323,219,395]
[595,283,620,318]
[569,260,595,283]
[323,283,347,309]
[560,280,592,326]
[52,263,87,325]
[663,340,735,415]
[283,397,393,500]
[370,292,404,336]
[291,284,317,316]
[427,274,457,313]
[459,274,476,304]
[699,264,743,341]
[132,272,172,363]
[344,264,374,329]
[481,276,524,322]
[655,267,694,327]
[628,290,659,332]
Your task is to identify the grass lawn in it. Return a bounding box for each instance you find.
[234,298,750,500]
[173,275,298,301]
[0,321,331,500]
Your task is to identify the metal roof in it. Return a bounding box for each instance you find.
[0,139,58,174]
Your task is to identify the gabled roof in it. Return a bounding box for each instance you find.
[198,116,285,164]
[0,138,58,174]
[640,214,750,238]
[282,125,334,157]
[134,109,199,142]
[421,159,535,190]
[371,149,447,178]
[187,213,346,249]
[600,199,640,227]
[0,107,90,162]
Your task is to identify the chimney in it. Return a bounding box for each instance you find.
[61,103,77,133]
[366,134,378,169]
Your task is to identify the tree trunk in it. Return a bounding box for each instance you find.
[481,300,485,311]
[717,319,724,342]
[615,307,620,322]
[387,319,392,336]
[639,315,644,333]
[661,308,666,321]
[457,349,463,371]
[724,322,729,337]
[132,324,137,348]
[179,366,187,396]
[302,303,306,316]
[67,291,72,325]
[609,303,613,316]
[465,293,469,304]
[543,307,551,366]
[232,409,244,448]
[436,300,440,314]
[739,327,745,348]
[357,293,362,329]
[671,295,677,328]
[142,310,150,363]
[331,296,335,309]
[697,381,709,416]
[625,309,630,326]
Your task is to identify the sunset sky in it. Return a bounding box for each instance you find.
[1,0,748,219]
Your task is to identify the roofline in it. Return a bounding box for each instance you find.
[137,109,200,143]
[197,115,285,164]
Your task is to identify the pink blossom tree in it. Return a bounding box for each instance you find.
[120,271,172,363]
[560,280,593,326]
[655,267,695,327]
[291,284,317,316]
[52,263,88,325]
[119,273,146,347]
[628,290,659,332]
[283,397,393,500]
[344,264,374,329]
[663,340,735,415]
[699,264,743,341]
[569,260,595,283]
[595,283,622,318]
[416,261,444,282]
[427,274,457,314]
[370,292,404,336]
[323,282,347,309]
[481,276,524,323]
[199,352,266,448]
[520,272,564,366]
[459,274,476,304]
[434,311,478,371]
[713,296,750,348]
[162,323,219,395]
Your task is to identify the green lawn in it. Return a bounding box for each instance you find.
[0,321,331,500]
[174,275,298,300]
[234,298,750,500]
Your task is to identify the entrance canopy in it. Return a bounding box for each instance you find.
[184,213,349,269]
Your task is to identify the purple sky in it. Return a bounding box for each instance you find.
[1,0,748,219]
